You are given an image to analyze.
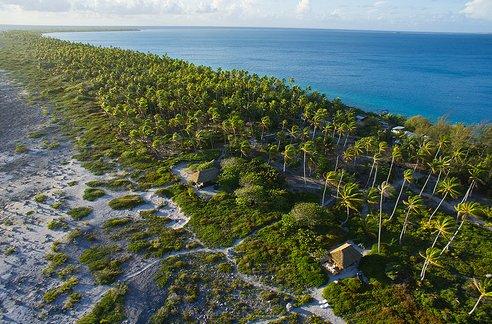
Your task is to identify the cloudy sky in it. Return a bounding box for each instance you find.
[0,0,491,33]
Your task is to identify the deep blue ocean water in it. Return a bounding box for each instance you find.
[48,28,492,124]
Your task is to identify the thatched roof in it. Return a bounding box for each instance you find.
[190,167,219,185]
[329,242,362,269]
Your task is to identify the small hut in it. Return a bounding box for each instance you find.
[190,167,219,187]
[329,242,363,270]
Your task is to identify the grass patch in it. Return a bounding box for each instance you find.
[63,292,82,309]
[34,193,48,203]
[103,217,133,229]
[108,194,144,210]
[83,188,106,201]
[47,218,69,230]
[79,245,123,284]
[43,276,78,303]
[77,284,127,324]
[14,143,28,153]
[68,206,93,220]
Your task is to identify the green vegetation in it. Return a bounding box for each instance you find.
[43,276,78,303]
[68,206,93,220]
[79,245,123,284]
[14,143,28,153]
[51,200,63,209]
[43,251,69,276]
[108,194,144,210]
[77,284,127,324]
[63,292,82,309]
[34,193,48,203]
[83,188,106,201]
[47,218,69,230]
[103,217,133,229]
[0,30,490,323]
[86,178,135,191]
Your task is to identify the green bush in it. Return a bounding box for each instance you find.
[34,193,48,203]
[43,276,78,303]
[108,195,144,210]
[83,188,105,201]
[79,245,122,284]
[68,207,93,220]
[47,218,69,230]
[77,284,127,324]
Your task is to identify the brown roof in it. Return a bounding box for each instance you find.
[330,243,362,269]
[190,167,219,184]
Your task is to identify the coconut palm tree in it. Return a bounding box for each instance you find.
[377,181,394,253]
[462,164,486,203]
[301,141,315,185]
[320,171,336,205]
[420,247,442,281]
[469,278,492,315]
[434,135,450,159]
[240,140,251,157]
[338,182,363,226]
[343,121,356,148]
[432,156,452,194]
[386,145,402,183]
[441,202,480,254]
[428,177,460,221]
[312,108,328,139]
[399,195,424,244]
[336,169,345,198]
[419,158,440,196]
[267,144,278,164]
[282,144,296,173]
[259,116,271,141]
[366,187,379,213]
[389,169,414,221]
[371,153,384,188]
[430,216,454,248]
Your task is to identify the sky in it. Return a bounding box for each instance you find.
[0,0,491,33]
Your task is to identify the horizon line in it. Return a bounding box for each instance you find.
[2,23,491,35]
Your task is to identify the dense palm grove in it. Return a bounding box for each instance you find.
[1,31,491,323]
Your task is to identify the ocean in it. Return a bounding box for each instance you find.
[47,27,492,124]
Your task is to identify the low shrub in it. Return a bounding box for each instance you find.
[43,276,78,303]
[83,188,106,201]
[77,284,127,324]
[108,195,144,210]
[68,207,93,220]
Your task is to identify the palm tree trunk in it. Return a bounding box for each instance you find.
[336,172,344,199]
[386,156,395,183]
[303,152,307,185]
[419,171,432,196]
[420,259,429,280]
[431,231,441,248]
[366,159,375,187]
[334,155,340,172]
[336,132,342,146]
[432,171,442,194]
[399,209,411,245]
[322,178,328,206]
[389,180,406,221]
[342,206,350,225]
[429,193,447,221]
[312,126,316,140]
[461,180,475,203]
[371,165,378,188]
[441,218,464,255]
[469,295,483,315]
[283,158,287,173]
[343,134,349,148]
[378,193,384,253]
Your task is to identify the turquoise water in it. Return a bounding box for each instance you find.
[48,28,492,124]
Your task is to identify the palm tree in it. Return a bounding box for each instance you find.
[432,156,452,194]
[469,278,492,315]
[366,187,379,213]
[399,195,424,244]
[434,135,450,159]
[441,202,480,254]
[428,177,460,221]
[389,169,413,221]
[420,247,442,281]
[301,141,315,185]
[377,181,394,253]
[282,144,296,172]
[267,144,278,164]
[312,108,328,139]
[322,171,337,206]
[339,182,363,226]
[462,164,486,203]
[342,121,356,148]
[419,158,440,196]
[240,140,251,157]
[371,153,384,188]
[336,169,345,198]
[430,216,454,248]
[259,116,271,141]
[386,145,402,183]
